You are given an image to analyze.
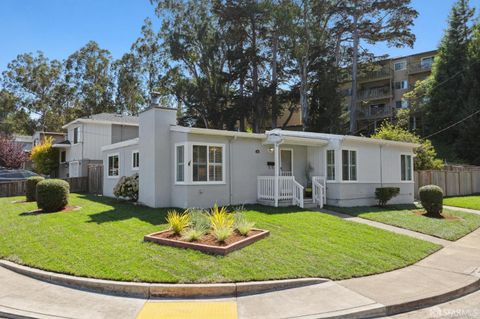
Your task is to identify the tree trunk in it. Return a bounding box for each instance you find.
[300,3,309,131]
[349,4,359,135]
[251,15,260,133]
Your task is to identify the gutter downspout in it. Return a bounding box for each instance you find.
[274,142,279,207]
[228,136,236,206]
[380,144,384,187]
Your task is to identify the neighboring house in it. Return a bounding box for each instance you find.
[13,135,34,153]
[54,113,139,178]
[32,131,66,147]
[278,50,437,134]
[102,105,417,209]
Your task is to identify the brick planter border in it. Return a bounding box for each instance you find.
[144,228,270,255]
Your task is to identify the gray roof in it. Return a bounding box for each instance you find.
[85,113,139,124]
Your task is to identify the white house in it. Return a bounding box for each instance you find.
[101,104,417,209]
[54,113,139,178]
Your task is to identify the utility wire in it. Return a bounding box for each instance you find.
[423,108,480,139]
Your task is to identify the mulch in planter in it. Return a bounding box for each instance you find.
[414,210,461,221]
[144,229,269,255]
[20,206,81,216]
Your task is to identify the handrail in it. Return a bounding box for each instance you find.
[292,180,304,208]
[312,176,326,208]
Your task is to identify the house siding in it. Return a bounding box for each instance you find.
[102,142,139,198]
[111,124,139,144]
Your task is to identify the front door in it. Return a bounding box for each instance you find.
[280,149,293,176]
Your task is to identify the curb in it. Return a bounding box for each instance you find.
[385,276,480,316]
[0,260,327,298]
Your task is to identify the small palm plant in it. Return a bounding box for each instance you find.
[166,210,190,235]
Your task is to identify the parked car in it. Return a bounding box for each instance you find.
[0,167,39,182]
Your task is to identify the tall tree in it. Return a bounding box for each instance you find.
[113,53,145,115]
[338,0,418,134]
[456,23,480,164]
[1,52,67,131]
[65,41,115,117]
[131,18,165,105]
[424,0,475,148]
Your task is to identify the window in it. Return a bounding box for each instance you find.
[108,154,119,177]
[326,150,335,181]
[73,127,79,144]
[394,80,408,90]
[192,144,224,182]
[395,100,402,108]
[176,145,185,182]
[132,151,139,170]
[421,56,434,69]
[342,150,357,181]
[394,61,407,71]
[60,151,66,163]
[401,155,413,181]
[396,99,409,109]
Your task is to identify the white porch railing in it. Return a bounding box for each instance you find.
[257,176,295,201]
[312,176,326,208]
[258,176,304,208]
[292,180,304,208]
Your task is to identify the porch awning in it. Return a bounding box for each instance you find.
[263,134,328,147]
[52,140,71,148]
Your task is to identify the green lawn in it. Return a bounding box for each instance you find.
[444,196,480,210]
[0,194,440,283]
[330,204,480,241]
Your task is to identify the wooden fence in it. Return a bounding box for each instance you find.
[414,167,480,198]
[0,177,89,198]
[87,164,103,195]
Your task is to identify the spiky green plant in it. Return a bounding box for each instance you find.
[213,226,233,242]
[209,204,234,230]
[182,228,205,242]
[234,211,255,236]
[188,209,210,232]
[166,210,190,235]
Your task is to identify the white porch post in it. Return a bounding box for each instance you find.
[274,143,279,207]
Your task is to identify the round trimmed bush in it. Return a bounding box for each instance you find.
[26,176,45,202]
[419,185,444,217]
[36,179,70,212]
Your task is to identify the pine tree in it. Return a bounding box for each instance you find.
[456,25,480,164]
[424,0,475,149]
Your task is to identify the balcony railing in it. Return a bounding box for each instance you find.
[358,86,391,101]
[358,67,391,82]
[408,61,433,74]
[357,105,393,120]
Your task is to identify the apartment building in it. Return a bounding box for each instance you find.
[278,50,437,135]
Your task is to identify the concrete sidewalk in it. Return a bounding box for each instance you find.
[1,224,480,318]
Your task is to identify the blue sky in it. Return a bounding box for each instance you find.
[0,0,479,72]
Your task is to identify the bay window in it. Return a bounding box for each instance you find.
[401,154,413,181]
[342,150,357,181]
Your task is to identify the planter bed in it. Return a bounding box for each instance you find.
[144,228,269,255]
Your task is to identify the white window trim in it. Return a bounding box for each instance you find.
[174,143,187,185]
[394,60,407,71]
[174,142,226,185]
[325,149,336,182]
[400,154,414,182]
[131,150,140,171]
[190,143,226,185]
[107,153,120,179]
[341,149,358,183]
[72,126,81,145]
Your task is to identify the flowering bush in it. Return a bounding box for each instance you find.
[113,173,139,202]
[0,134,28,169]
[30,136,59,175]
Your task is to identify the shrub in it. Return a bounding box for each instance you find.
[182,228,205,242]
[234,211,255,236]
[166,210,190,235]
[113,174,139,202]
[30,136,59,175]
[188,209,210,232]
[213,226,233,242]
[36,179,69,212]
[375,187,400,207]
[419,185,444,217]
[26,176,45,202]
